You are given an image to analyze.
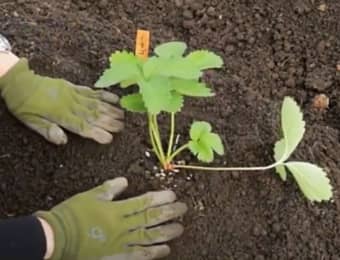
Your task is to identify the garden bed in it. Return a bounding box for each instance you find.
[1,0,340,259]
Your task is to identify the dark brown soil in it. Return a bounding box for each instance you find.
[1,0,340,259]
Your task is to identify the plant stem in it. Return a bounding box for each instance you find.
[168,143,190,163]
[172,160,284,172]
[148,115,162,163]
[148,113,166,164]
[166,113,176,158]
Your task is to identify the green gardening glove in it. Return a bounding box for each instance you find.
[36,177,187,260]
[0,58,124,144]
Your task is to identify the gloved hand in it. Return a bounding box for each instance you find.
[36,177,187,260]
[0,58,124,145]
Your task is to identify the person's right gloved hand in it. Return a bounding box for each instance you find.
[0,57,124,145]
[36,177,187,260]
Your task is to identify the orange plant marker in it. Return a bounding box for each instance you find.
[135,29,150,60]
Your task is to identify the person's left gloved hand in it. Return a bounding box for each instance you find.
[36,177,187,260]
[0,58,124,145]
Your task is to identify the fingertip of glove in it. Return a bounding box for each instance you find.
[48,125,68,145]
[107,177,129,188]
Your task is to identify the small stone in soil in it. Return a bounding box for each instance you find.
[312,94,329,110]
[197,200,205,211]
[336,64,340,71]
[145,151,151,158]
[318,4,327,12]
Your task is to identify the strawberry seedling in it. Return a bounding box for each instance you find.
[96,41,333,202]
[96,41,224,170]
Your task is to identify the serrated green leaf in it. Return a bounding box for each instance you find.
[286,162,332,202]
[274,139,288,181]
[95,51,142,88]
[190,121,212,141]
[202,132,224,155]
[171,79,214,97]
[139,77,172,114]
[188,121,224,163]
[120,93,146,113]
[121,79,137,88]
[164,91,184,113]
[143,57,201,79]
[186,50,224,70]
[188,140,200,154]
[280,97,306,161]
[109,51,140,64]
[155,42,187,58]
[189,140,214,163]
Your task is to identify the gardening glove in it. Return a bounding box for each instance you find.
[0,58,124,145]
[36,177,187,260]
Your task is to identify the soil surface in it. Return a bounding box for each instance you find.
[1,0,340,259]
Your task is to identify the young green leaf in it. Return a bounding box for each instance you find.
[204,132,224,155]
[95,51,142,88]
[185,50,224,70]
[121,79,137,88]
[190,121,212,141]
[189,140,214,163]
[143,57,202,80]
[109,51,140,64]
[120,93,147,113]
[171,79,214,97]
[139,77,172,114]
[164,91,184,113]
[285,162,332,202]
[155,42,187,58]
[189,121,224,162]
[280,97,306,161]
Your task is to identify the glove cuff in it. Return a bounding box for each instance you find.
[35,210,68,260]
[0,58,30,91]
[0,58,40,112]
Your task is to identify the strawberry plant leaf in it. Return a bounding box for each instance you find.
[285,162,332,202]
[171,79,214,97]
[186,50,224,70]
[279,97,306,162]
[274,139,288,181]
[155,42,187,58]
[109,51,141,64]
[190,121,212,141]
[121,79,137,88]
[164,91,184,113]
[189,140,214,163]
[143,57,201,79]
[139,77,172,114]
[120,93,146,113]
[189,121,224,162]
[95,51,142,88]
[202,132,224,155]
